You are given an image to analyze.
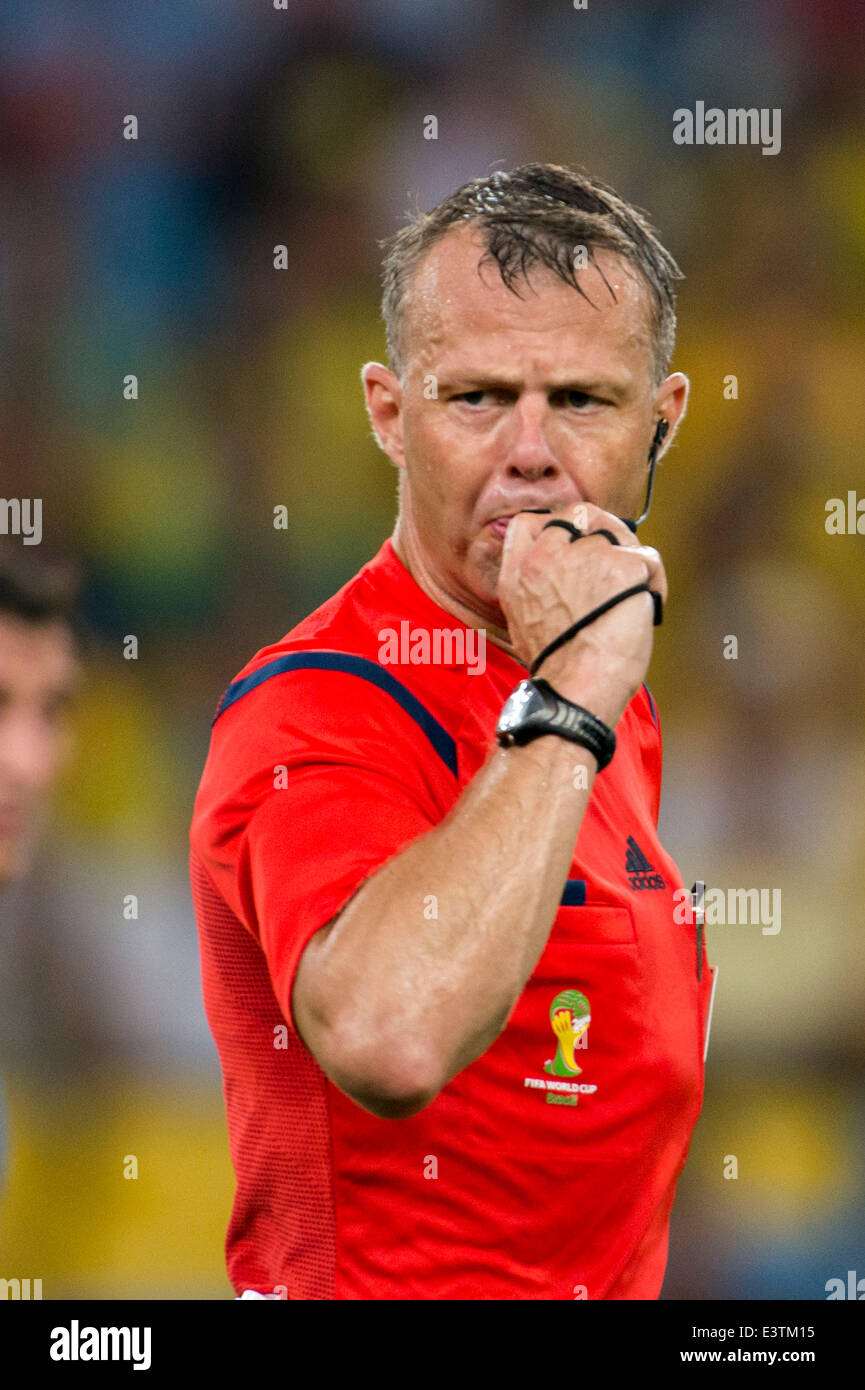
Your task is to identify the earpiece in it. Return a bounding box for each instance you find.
[622,419,669,533]
[651,418,670,458]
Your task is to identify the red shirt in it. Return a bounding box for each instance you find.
[190,538,714,1300]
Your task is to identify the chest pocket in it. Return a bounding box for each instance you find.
[450,903,653,1161]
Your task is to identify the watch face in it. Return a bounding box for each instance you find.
[498,680,545,734]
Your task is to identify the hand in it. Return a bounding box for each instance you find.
[496,502,668,727]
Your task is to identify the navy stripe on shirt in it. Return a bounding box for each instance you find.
[213,650,459,777]
[642,682,658,728]
[214,654,590,905]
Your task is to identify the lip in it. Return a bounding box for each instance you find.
[487,507,554,539]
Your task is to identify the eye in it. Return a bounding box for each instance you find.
[561,389,595,409]
[455,390,489,406]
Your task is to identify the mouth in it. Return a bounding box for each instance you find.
[487,507,553,540]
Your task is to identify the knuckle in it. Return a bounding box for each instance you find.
[605,551,649,584]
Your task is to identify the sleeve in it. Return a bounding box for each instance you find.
[199,665,452,1035]
[246,761,438,1033]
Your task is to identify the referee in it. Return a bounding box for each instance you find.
[190,162,715,1300]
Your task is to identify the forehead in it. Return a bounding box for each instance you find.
[402,222,654,380]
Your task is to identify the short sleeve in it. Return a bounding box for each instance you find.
[192,662,456,1036]
[245,763,437,1033]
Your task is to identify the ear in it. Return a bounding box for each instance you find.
[361,362,405,468]
[653,371,689,453]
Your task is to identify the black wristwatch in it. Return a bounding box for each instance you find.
[495,678,616,771]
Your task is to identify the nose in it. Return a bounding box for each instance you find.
[503,396,560,480]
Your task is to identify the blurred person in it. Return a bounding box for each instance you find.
[0,547,82,1184]
[191,163,715,1300]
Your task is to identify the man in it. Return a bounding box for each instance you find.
[0,552,81,888]
[0,546,82,1182]
[190,162,715,1300]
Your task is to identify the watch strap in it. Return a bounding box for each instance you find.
[496,678,616,770]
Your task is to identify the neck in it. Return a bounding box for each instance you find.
[391,516,522,664]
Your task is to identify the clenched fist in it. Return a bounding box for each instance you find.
[496,503,668,728]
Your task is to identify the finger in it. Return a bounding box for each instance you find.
[568,503,640,550]
[498,509,554,578]
[538,516,669,607]
[541,518,587,543]
[535,506,643,566]
[566,506,668,603]
[626,544,667,604]
[530,502,638,555]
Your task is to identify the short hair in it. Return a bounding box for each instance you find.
[0,542,82,640]
[379,162,683,387]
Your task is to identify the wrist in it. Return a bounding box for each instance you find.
[496,678,616,771]
[537,659,629,728]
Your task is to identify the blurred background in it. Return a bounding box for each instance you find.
[0,0,863,1299]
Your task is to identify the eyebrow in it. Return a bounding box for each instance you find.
[438,373,632,402]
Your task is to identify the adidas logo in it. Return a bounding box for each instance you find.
[625,835,666,891]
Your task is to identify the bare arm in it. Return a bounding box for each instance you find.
[292,504,668,1118]
[294,727,599,1118]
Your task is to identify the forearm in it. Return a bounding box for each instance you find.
[304,731,598,1099]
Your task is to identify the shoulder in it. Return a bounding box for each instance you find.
[211,587,464,763]
[211,557,379,724]
[191,550,467,841]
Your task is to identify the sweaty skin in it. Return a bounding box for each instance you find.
[363,224,686,661]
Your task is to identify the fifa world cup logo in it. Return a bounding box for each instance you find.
[544,989,591,1077]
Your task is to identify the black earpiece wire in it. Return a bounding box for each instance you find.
[622,418,669,534]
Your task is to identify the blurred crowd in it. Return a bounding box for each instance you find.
[0,0,863,1298]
